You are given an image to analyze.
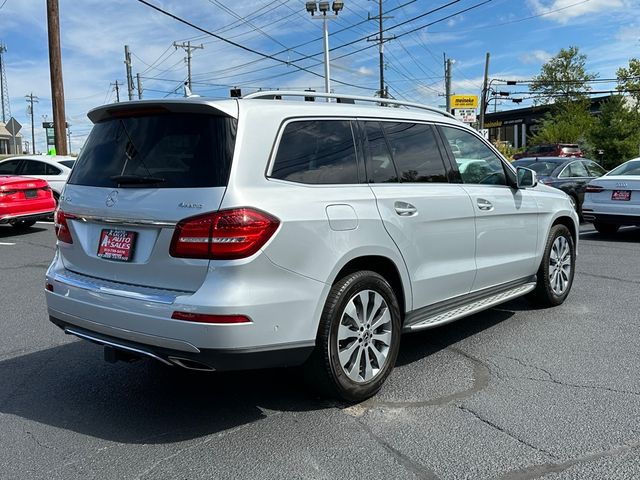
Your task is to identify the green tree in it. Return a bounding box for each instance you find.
[616,58,640,108]
[530,99,594,149]
[588,95,640,169]
[530,46,597,105]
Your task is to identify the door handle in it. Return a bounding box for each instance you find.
[477,198,493,211]
[394,201,417,216]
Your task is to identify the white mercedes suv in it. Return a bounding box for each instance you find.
[45,91,578,401]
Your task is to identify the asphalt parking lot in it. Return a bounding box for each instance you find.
[0,222,639,480]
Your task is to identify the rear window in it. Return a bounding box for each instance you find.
[68,113,237,188]
[608,160,640,176]
[513,161,560,176]
[561,145,580,154]
[59,160,75,169]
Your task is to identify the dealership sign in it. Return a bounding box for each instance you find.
[453,108,477,123]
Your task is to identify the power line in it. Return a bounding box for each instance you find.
[136,0,372,91]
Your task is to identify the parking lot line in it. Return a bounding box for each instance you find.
[0,242,16,246]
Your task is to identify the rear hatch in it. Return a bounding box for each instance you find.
[58,101,238,291]
[0,176,55,219]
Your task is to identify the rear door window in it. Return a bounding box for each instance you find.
[0,159,21,174]
[560,161,589,178]
[381,122,447,183]
[68,113,237,188]
[21,160,47,175]
[584,161,606,177]
[363,122,397,183]
[270,120,358,184]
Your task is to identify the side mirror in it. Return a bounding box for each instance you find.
[516,167,537,189]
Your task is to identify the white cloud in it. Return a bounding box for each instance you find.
[527,0,630,24]
[520,50,553,64]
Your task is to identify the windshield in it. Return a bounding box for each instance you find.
[513,160,561,176]
[607,160,640,176]
[68,113,237,188]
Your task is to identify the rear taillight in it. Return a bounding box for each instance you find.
[170,208,280,260]
[54,209,76,244]
[585,185,604,193]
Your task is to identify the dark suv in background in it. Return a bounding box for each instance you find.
[512,143,583,160]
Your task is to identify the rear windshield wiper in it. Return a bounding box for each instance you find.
[110,174,166,185]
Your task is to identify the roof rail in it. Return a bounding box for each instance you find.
[242,90,456,119]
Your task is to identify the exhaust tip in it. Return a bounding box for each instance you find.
[169,357,216,372]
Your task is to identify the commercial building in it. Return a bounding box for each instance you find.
[0,122,23,154]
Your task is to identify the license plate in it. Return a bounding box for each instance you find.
[24,189,38,199]
[612,190,631,201]
[97,229,137,262]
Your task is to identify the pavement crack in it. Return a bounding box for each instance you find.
[577,271,640,285]
[499,441,640,480]
[357,420,440,480]
[458,405,559,460]
[495,355,640,398]
[360,346,491,410]
[23,428,55,451]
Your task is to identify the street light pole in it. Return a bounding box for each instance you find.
[306,1,344,101]
[322,16,331,97]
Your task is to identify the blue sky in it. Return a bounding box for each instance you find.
[0,0,637,153]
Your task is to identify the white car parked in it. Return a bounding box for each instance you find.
[45,92,578,401]
[0,155,75,201]
[583,157,640,233]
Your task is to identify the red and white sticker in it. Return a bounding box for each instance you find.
[97,229,136,262]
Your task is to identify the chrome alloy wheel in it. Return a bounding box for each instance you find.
[549,235,572,295]
[336,290,393,383]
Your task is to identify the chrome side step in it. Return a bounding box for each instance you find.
[404,282,536,332]
[65,327,174,366]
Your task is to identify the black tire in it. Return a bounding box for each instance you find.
[304,271,401,402]
[11,220,36,230]
[527,224,576,307]
[593,221,619,234]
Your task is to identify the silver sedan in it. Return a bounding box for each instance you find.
[582,157,640,233]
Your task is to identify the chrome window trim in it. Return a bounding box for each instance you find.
[73,215,176,228]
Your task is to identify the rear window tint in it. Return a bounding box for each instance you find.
[271,120,358,184]
[59,160,75,169]
[68,113,236,188]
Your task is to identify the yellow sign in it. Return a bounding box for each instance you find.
[451,95,478,109]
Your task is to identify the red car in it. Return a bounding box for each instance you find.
[512,143,583,160]
[0,176,57,230]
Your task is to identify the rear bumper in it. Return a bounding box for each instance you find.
[50,317,314,371]
[0,208,55,224]
[45,249,327,369]
[581,211,640,226]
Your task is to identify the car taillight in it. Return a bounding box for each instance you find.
[585,185,604,193]
[54,209,76,244]
[170,208,280,260]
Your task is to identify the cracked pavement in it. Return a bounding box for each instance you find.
[0,223,639,479]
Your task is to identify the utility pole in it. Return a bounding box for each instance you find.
[0,43,11,123]
[111,80,120,102]
[124,45,134,101]
[25,93,39,154]
[479,52,490,131]
[368,1,394,99]
[46,0,68,155]
[444,55,452,113]
[136,73,143,100]
[173,41,203,91]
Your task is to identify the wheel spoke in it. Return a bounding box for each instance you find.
[363,348,374,381]
[347,346,364,381]
[338,323,358,342]
[357,291,369,323]
[369,343,386,368]
[367,293,383,324]
[338,340,359,367]
[371,308,391,331]
[372,330,392,346]
[343,301,362,328]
